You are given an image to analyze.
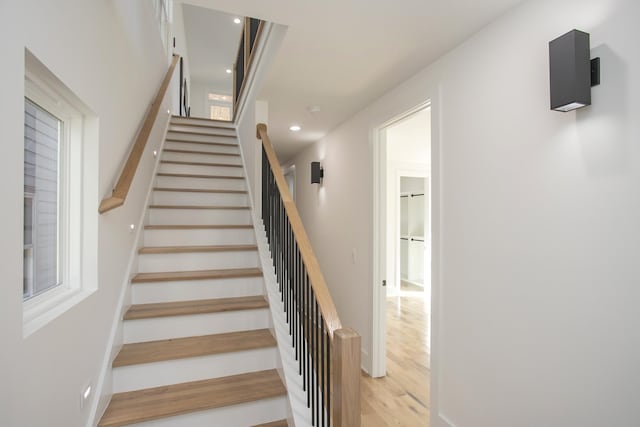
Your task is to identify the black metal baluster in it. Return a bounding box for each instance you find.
[327,330,331,427]
[302,271,307,390]
[311,293,316,425]
[307,274,311,408]
[321,318,325,427]
[315,300,320,426]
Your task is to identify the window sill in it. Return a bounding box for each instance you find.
[23,286,96,338]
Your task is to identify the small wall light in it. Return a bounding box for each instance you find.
[311,161,324,184]
[549,29,600,112]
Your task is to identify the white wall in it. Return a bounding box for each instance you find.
[0,1,167,426]
[289,0,640,425]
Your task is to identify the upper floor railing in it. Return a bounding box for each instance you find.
[99,54,179,214]
[257,123,361,427]
[233,17,264,115]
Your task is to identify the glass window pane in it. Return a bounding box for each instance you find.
[24,98,60,299]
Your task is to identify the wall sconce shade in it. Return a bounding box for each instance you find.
[549,29,600,112]
[311,161,323,184]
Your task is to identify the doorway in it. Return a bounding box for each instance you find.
[370,101,431,387]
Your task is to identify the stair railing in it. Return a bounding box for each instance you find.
[99,54,180,214]
[257,123,361,427]
[233,17,264,117]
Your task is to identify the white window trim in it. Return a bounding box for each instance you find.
[22,51,98,337]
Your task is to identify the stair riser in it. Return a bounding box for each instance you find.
[159,163,244,176]
[138,251,259,273]
[166,131,237,145]
[128,397,288,427]
[162,151,241,164]
[143,228,256,246]
[123,309,270,343]
[168,125,235,135]
[147,208,251,225]
[151,191,248,206]
[164,141,239,154]
[131,277,264,304]
[155,176,246,191]
[113,347,278,392]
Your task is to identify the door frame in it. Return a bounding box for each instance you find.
[371,99,432,378]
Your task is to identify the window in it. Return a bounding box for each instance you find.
[22,50,98,336]
[23,98,63,300]
[208,93,232,121]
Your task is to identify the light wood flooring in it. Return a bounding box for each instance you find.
[361,295,430,426]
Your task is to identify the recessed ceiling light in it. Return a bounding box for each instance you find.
[289,125,301,132]
[226,69,232,74]
[233,17,241,24]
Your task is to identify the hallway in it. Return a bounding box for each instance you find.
[361,296,430,426]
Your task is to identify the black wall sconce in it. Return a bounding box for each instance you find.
[311,161,324,184]
[549,29,600,112]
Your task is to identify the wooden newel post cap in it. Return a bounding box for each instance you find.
[256,123,267,139]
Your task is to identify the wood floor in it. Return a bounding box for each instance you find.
[361,295,430,426]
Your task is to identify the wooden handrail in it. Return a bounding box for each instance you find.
[257,123,342,336]
[258,123,361,426]
[99,54,180,214]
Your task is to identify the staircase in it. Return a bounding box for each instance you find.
[98,117,288,427]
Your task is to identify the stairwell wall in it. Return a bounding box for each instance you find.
[0,1,169,426]
[288,0,640,426]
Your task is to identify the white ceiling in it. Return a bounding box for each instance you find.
[180,0,528,161]
[182,3,242,92]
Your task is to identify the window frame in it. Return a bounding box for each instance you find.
[22,51,97,337]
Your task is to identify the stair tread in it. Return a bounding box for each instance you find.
[144,224,253,230]
[252,420,289,427]
[148,204,250,210]
[132,267,262,283]
[138,244,257,254]
[163,148,240,157]
[165,138,236,147]
[98,369,285,427]
[160,160,243,168]
[113,329,276,367]
[153,187,247,194]
[157,172,245,179]
[168,129,236,138]
[124,295,268,320]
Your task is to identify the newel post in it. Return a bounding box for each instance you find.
[332,328,361,426]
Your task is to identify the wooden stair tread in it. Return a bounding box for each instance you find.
[113,329,276,367]
[153,187,247,194]
[252,420,288,427]
[157,172,245,179]
[144,224,253,230]
[168,129,236,138]
[98,369,285,427]
[163,148,239,156]
[165,138,236,147]
[124,295,268,320]
[148,204,249,210]
[160,160,243,167]
[138,244,257,254]
[131,267,262,283]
